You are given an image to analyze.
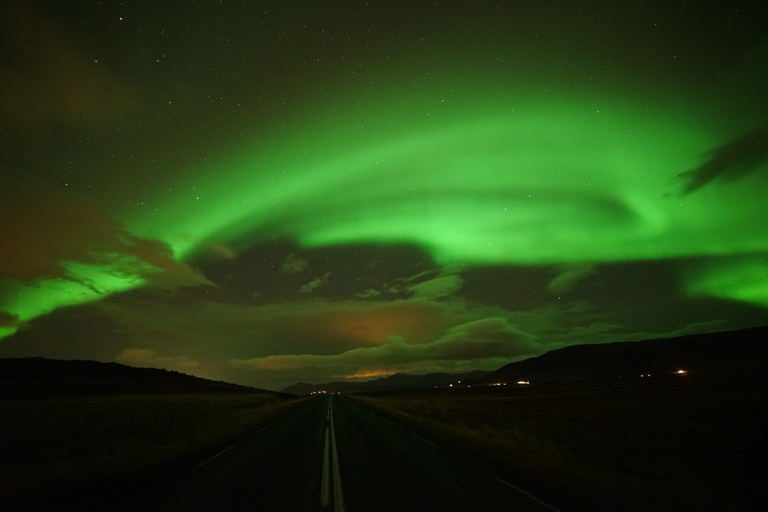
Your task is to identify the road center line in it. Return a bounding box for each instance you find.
[411,432,439,448]
[196,444,236,468]
[321,427,331,506]
[494,476,562,511]
[320,397,346,511]
[255,424,271,434]
[330,399,345,512]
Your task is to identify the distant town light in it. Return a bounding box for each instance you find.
[675,369,688,374]
[517,380,530,385]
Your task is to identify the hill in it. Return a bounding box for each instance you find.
[0,357,277,400]
[0,357,302,511]
[478,324,768,385]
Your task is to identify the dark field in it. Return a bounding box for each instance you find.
[0,391,306,510]
[352,372,768,512]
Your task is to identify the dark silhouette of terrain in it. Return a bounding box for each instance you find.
[478,324,768,385]
[282,325,768,394]
[0,357,278,399]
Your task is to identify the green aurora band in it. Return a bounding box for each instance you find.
[3,85,768,339]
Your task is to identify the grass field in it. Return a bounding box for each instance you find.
[0,391,306,501]
[352,372,768,512]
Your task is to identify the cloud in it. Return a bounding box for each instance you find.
[204,243,237,261]
[281,252,308,274]
[678,124,768,195]
[116,348,200,371]
[230,317,541,376]
[547,263,597,293]
[619,319,730,343]
[342,368,399,379]
[0,173,210,289]
[95,295,457,361]
[408,274,463,299]
[356,288,382,298]
[0,311,21,328]
[299,272,331,294]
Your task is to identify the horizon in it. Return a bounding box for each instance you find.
[2,1,768,390]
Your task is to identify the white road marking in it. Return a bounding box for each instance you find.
[330,398,345,512]
[494,476,563,511]
[320,397,346,511]
[256,424,271,434]
[196,444,236,468]
[321,427,330,506]
[411,432,438,448]
[383,417,393,424]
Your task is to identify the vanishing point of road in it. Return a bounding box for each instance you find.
[115,395,561,512]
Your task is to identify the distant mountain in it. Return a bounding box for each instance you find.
[281,370,489,395]
[0,357,280,399]
[477,325,768,385]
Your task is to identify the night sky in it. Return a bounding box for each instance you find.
[2,0,768,390]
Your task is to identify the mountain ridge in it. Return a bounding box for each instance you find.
[282,324,768,394]
[0,356,281,399]
[477,324,768,385]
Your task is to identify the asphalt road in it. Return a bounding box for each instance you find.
[110,395,559,512]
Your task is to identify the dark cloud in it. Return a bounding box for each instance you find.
[0,173,210,289]
[408,275,463,299]
[0,311,21,328]
[678,124,768,195]
[0,305,132,361]
[193,240,437,302]
[230,317,540,377]
[116,348,200,372]
[547,263,597,294]
[280,252,308,274]
[299,272,332,294]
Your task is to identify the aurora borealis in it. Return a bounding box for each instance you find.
[2,1,767,390]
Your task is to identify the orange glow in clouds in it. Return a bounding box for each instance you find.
[325,304,447,346]
[343,368,399,379]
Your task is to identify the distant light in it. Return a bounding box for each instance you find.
[517,381,530,385]
[675,369,688,374]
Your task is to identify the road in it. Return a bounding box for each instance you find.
[113,395,560,511]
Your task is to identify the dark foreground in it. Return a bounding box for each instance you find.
[4,371,765,512]
[2,395,561,511]
[103,395,556,512]
[355,372,768,512]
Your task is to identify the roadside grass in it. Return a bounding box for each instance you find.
[351,374,768,512]
[0,392,306,497]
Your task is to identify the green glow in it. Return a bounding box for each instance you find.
[3,82,768,340]
[2,263,145,328]
[686,257,768,308]
[126,88,766,267]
